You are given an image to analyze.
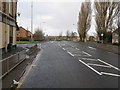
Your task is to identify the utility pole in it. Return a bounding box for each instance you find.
[31,1,33,42]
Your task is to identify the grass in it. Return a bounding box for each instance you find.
[16,41,40,44]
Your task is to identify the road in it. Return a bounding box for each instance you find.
[18,41,120,88]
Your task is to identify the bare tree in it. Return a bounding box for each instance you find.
[33,28,44,41]
[116,1,120,28]
[66,30,70,40]
[94,0,119,43]
[77,1,92,42]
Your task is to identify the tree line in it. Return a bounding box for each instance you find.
[77,0,119,43]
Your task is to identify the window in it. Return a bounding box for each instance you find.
[0,13,2,21]
[3,2,6,13]
[9,0,13,15]
[0,1,2,11]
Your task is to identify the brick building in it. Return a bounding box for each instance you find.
[17,27,32,41]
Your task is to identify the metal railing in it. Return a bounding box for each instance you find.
[0,50,26,78]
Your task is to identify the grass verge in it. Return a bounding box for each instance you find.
[16,41,40,44]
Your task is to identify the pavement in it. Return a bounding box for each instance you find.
[2,44,40,88]
[18,41,120,88]
[2,47,24,59]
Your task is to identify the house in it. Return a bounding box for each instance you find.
[112,28,120,44]
[0,0,18,52]
[17,27,32,41]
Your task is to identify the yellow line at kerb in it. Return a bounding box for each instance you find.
[16,66,33,89]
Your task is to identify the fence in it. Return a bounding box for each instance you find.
[0,50,26,78]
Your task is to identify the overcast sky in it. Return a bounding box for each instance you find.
[17,0,96,36]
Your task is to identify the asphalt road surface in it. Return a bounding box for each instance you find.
[19,41,120,88]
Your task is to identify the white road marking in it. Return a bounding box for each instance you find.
[71,46,74,48]
[31,65,36,67]
[76,48,80,50]
[82,51,92,56]
[88,46,96,50]
[98,59,120,71]
[63,48,65,50]
[87,63,111,68]
[67,52,74,57]
[79,60,102,75]
[59,45,62,47]
[81,58,98,61]
[74,54,89,57]
[101,72,120,77]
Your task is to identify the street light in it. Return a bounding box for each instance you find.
[101,33,104,43]
[40,22,46,28]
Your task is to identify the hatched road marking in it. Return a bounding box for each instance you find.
[60,43,120,77]
[82,51,92,56]
[98,59,120,71]
[87,63,111,68]
[101,72,120,77]
[79,60,102,75]
[81,58,98,61]
[67,51,74,57]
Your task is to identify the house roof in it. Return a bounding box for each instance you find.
[113,27,120,34]
[19,27,32,34]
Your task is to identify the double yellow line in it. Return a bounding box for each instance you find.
[16,65,33,89]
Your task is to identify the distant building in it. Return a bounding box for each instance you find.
[17,27,32,41]
[88,36,95,41]
[0,0,18,52]
[112,28,120,44]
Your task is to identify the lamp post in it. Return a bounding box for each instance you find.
[31,1,33,42]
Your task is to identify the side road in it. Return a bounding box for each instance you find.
[2,45,40,88]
